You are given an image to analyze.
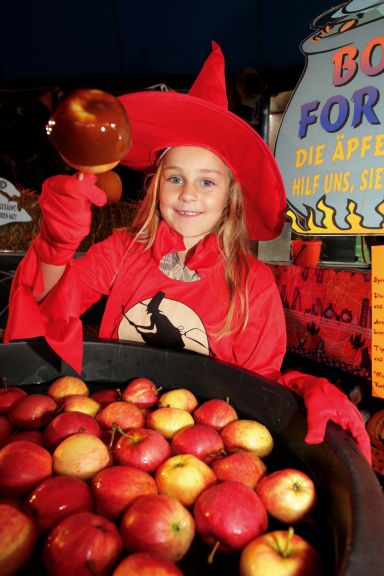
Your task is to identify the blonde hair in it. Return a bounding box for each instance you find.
[128,157,252,337]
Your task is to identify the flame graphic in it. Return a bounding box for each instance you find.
[287,195,384,235]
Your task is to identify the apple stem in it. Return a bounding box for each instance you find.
[207,540,221,564]
[86,560,101,576]
[2,376,8,391]
[282,526,295,557]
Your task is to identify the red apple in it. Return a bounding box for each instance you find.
[91,387,121,406]
[8,393,58,429]
[121,377,160,408]
[62,394,101,417]
[44,511,123,576]
[239,528,323,576]
[155,454,216,507]
[210,451,267,489]
[193,481,268,557]
[28,475,94,533]
[112,552,183,576]
[256,468,317,524]
[96,401,145,431]
[0,502,37,576]
[0,440,52,496]
[43,410,101,450]
[91,465,158,519]
[146,407,194,439]
[221,419,274,457]
[158,388,198,412]
[47,375,89,402]
[193,398,238,430]
[113,427,172,472]
[120,494,195,562]
[0,386,27,414]
[53,433,111,480]
[171,423,225,463]
[0,414,13,442]
[1,429,44,448]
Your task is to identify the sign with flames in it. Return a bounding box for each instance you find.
[275,0,384,236]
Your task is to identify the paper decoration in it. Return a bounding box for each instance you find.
[372,245,384,398]
[0,177,32,227]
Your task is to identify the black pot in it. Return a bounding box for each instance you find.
[1,339,383,576]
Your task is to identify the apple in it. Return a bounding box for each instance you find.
[96,401,145,431]
[0,440,52,496]
[171,423,225,463]
[44,511,123,576]
[112,552,183,576]
[155,453,216,507]
[120,494,195,562]
[43,410,101,450]
[193,398,238,430]
[239,528,323,576]
[193,481,268,558]
[0,386,27,414]
[0,414,13,442]
[8,393,58,429]
[221,419,274,457]
[62,394,101,417]
[158,388,198,413]
[53,433,111,480]
[28,475,94,533]
[121,377,161,408]
[210,451,267,489]
[1,429,44,448]
[91,387,121,406]
[91,465,158,519]
[146,407,194,439]
[47,375,90,401]
[256,468,317,524]
[0,502,37,576]
[113,427,172,473]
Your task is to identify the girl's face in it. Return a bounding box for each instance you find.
[159,146,230,250]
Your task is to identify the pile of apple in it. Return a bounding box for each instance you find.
[0,376,324,576]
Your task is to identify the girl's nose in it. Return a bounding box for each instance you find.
[178,183,196,201]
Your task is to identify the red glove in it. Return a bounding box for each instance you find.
[36,173,107,265]
[278,370,372,464]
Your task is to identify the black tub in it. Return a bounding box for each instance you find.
[1,339,383,576]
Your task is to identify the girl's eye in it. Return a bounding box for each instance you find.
[201,179,214,187]
[169,176,183,184]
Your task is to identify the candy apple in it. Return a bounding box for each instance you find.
[210,451,267,489]
[62,394,101,417]
[91,387,121,406]
[256,468,317,524]
[193,481,268,558]
[0,440,52,496]
[193,398,238,430]
[120,494,195,562]
[112,552,183,576]
[91,465,158,519]
[53,433,111,480]
[0,386,27,414]
[47,375,89,401]
[8,393,58,429]
[171,423,224,463]
[0,502,36,576]
[158,388,198,412]
[113,427,172,473]
[221,419,274,457]
[146,407,194,439]
[43,410,101,450]
[44,511,123,576]
[96,401,145,431]
[28,475,93,533]
[239,528,323,576]
[155,453,216,507]
[0,414,13,441]
[121,377,160,408]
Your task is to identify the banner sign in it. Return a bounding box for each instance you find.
[0,178,32,227]
[372,245,384,398]
[275,0,384,235]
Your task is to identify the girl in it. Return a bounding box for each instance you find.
[4,42,370,461]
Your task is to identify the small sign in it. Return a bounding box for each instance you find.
[275,1,384,236]
[372,245,384,398]
[0,177,32,227]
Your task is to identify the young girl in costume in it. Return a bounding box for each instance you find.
[4,42,370,461]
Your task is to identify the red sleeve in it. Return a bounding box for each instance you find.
[231,264,286,381]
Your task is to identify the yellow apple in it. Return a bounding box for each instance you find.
[221,419,273,458]
[62,394,101,417]
[157,389,199,413]
[53,433,111,480]
[47,376,89,402]
[146,408,194,439]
